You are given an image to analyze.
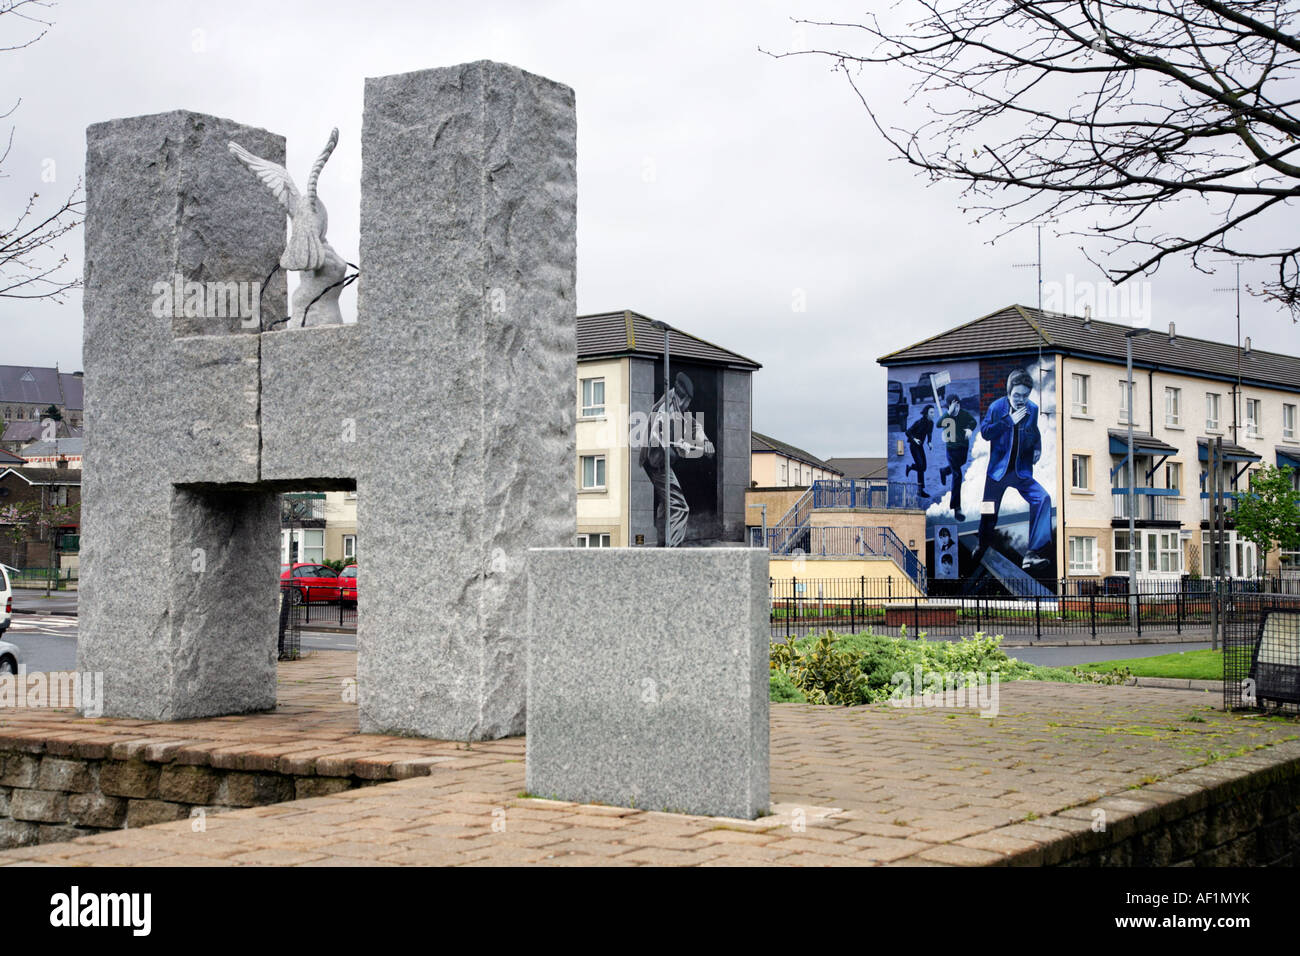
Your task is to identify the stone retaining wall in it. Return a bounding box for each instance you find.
[0,745,447,849]
[998,755,1300,866]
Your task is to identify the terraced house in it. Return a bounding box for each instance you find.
[879,305,1300,591]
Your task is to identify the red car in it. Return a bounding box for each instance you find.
[280,563,341,604]
[339,564,357,604]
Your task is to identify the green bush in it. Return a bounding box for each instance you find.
[768,669,807,703]
[769,629,1128,706]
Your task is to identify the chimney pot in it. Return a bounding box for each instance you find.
[1168,321,1176,343]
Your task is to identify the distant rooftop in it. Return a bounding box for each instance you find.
[879,304,1300,394]
[0,365,84,410]
[20,438,84,458]
[824,457,888,481]
[1,421,81,444]
[0,467,81,485]
[751,432,840,474]
[578,310,761,371]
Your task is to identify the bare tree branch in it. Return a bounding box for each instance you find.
[766,1,1300,319]
[0,0,81,302]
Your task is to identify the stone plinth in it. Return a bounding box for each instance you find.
[525,548,770,819]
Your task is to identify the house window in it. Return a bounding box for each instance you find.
[1155,532,1180,573]
[1284,403,1297,441]
[1165,461,1182,493]
[1206,392,1221,431]
[1164,387,1181,427]
[1068,536,1096,574]
[576,533,611,547]
[1071,373,1090,416]
[282,528,325,565]
[1071,454,1091,491]
[580,378,605,418]
[1201,530,1257,578]
[580,454,606,490]
[1245,398,1261,438]
[1114,531,1140,573]
[343,535,356,560]
[1118,380,1132,424]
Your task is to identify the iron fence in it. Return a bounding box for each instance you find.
[283,584,356,629]
[1223,592,1300,715]
[768,576,1241,642]
[812,479,924,511]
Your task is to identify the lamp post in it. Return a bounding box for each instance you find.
[648,320,672,547]
[1123,327,1150,627]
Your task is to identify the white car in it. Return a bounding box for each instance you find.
[0,562,11,638]
[0,640,17,675]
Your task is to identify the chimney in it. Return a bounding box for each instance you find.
[1244,336,1252,355]
[1168,321,1176,344]
[1082,305,1092,330]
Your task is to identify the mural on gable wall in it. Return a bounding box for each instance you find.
[637,360,722,546]
[887,356,1058,595]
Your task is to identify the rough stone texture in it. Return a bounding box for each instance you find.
[80,110,286,720]
[217,772,294,807]
[0,754,38,788]
[356,61,577,739]
[260,324,363,483]
[158,765,221,805]
[525,547,770,819]
[98,761,160,799]
[10,789,68,823]
[67,792,127,829]
[167,486,280,718]
[125,799,191,828]
[37,758,97,793]
[0,819,38,850]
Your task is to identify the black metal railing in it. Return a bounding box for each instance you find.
[767,575,1296,642]
[281,583,356,629]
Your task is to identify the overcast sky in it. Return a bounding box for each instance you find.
[2,0,1296,458]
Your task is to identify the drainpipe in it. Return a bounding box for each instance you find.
[1058,353,1066,590]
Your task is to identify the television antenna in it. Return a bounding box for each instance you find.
[1213,260,1244,444]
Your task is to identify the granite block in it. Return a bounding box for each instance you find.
[260,323,364,483]
[355,61,577,739]
[80,111,285,719]
[525,547,770,818]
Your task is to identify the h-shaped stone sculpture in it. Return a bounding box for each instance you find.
[78,62,578,739]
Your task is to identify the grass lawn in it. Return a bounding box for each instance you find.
[1078,648,1225,681]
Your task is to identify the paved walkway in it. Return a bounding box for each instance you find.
[1,654,1297,866]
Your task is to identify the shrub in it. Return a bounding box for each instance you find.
[768,669,807,703]
[768,629,1123,705]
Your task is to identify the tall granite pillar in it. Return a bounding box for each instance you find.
[79,111,287,719]
[357,62,578,738]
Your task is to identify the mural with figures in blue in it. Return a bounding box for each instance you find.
[886,357,1058,595]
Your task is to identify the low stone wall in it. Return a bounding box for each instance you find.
[997,751,1300,866]
[0,744,445,849]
